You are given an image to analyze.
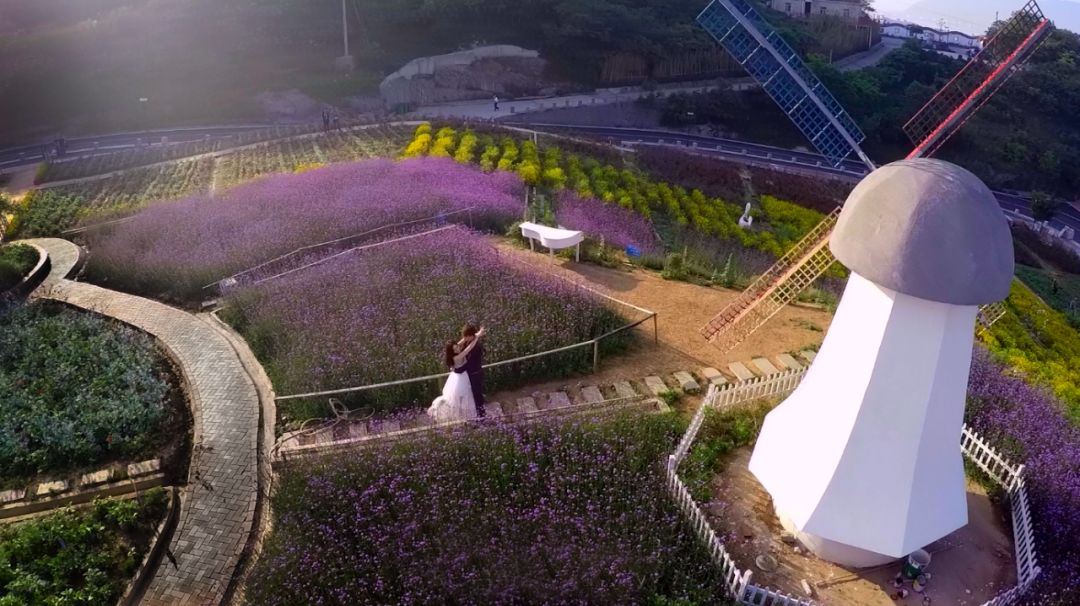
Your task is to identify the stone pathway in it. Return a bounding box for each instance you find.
[277,349,818,459]
[26,239,260,606]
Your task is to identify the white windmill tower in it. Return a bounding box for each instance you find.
[748,159,1014,566]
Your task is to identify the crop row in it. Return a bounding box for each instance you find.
[404,124,824,259]
[212,125,411,191]
[38,122,343,183]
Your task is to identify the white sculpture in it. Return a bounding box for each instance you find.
[738,202,754,229]
[748,159,1014,567]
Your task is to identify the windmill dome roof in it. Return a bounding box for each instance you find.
[829,159,1014,305]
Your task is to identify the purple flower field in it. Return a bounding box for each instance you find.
[222,227,630,419]
[966,350,1080,604]
[245,412,729,605]
[554,192,661,255]
[83,158,524,302]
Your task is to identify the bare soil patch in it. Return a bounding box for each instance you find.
[708,448,1017,606]
[494,241,832,372]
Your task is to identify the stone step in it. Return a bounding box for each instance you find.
[546,391,573,409]
[406,414,434,429]
[517,396,539,414]
[800,349,817,364]
[673,371,701,393]
[484,401,504,417]
[371,419,401,434]
[728,362,756,382]
[613,381,638,399]
[752,357,781,376]
[700,367,728,387]
[644,376,669,396]
[333,422,352,440]
[349,422,369,440]
[776,353,803,370]
[580,385,604,404]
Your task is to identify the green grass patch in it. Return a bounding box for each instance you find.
[981,280,1080,422]
[0,302,170,485]
[0,489,169,605]
[0,243,39,292]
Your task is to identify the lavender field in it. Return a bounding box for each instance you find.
[246,412,729,605]
[966,350,1080,603]
[83,158,524,302]
[223,227,631,419]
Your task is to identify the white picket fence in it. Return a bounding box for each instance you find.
[667,370,1042,606]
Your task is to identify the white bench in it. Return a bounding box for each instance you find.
[520,221,584,261]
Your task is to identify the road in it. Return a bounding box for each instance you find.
[0,124,273,172]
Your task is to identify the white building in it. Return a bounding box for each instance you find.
[765,0,867,22]
[882,22,983,49]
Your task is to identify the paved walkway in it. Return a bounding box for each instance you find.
[26,238,260,606]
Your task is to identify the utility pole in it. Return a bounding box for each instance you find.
[335,0,355,70]
[342,0,350,59]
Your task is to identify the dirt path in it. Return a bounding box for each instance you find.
[495,241,832,371]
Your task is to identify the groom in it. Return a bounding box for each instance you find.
[461,324,486,418]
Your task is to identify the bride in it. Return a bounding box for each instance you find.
[428,327,484,423]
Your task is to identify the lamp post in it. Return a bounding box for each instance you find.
[336,0,355,71]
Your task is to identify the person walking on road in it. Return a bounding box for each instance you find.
[493,95,499,112]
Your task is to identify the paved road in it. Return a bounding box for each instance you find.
[833,38,905,72]
[510,123,1080,239]
[0,125,274,172]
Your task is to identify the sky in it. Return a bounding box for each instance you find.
[872,0,1080,34]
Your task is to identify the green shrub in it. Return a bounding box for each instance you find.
[12,189,86,237]
[496,138,519,171]
[982,280,1080,421]
[33,162,49,185]
[0,303,169,483]
[657,389,682,407]
[454,130,478,164]
[0,243,39,291]
[661,252,689,281]
[680,402,771,500]
[0,489,168,605]
[479,144,500,172]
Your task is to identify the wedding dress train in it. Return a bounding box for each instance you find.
[428,369,477,423]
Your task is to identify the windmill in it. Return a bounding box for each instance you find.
[696,0,1053,351]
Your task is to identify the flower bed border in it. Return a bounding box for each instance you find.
[667,368,1042,606]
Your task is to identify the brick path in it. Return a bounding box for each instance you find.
[27,238,260,606]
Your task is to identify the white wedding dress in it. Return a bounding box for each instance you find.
[428,368,477,423]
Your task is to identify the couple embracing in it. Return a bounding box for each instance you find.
[428,324,487,423]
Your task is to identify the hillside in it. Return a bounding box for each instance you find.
[0,0,878,145]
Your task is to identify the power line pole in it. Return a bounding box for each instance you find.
[336,0,354,70]
[342,0,350,58]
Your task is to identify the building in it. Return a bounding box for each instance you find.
[765,0,867,22]
[881,22,983,49]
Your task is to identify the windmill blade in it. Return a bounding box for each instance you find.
[904,1,1052,159]
[697,0,876,170]
[702,209,839,346]
[695,0,1046,350]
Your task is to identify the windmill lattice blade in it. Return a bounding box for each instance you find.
[696,0,874,169]
[702,209,840,350]
[976,301,1009,335]
[904,1,1052,158]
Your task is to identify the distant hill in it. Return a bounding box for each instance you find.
[890,0,1080,35]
